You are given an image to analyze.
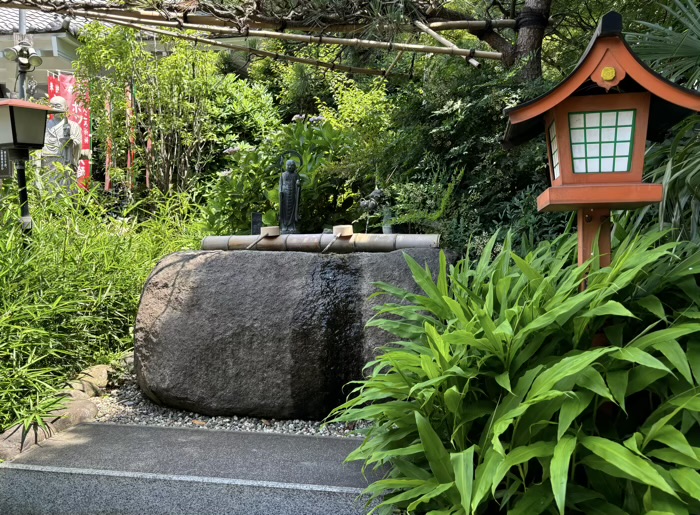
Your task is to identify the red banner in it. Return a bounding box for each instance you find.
[48,72,91,190]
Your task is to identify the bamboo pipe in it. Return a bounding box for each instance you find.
[202,233,440,253]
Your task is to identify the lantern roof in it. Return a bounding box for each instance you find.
[503,11,700,147]
[0,99,62,113]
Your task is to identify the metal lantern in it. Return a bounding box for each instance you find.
[0,99,60,235]
[0,99,58,150]
[504,11,700,266]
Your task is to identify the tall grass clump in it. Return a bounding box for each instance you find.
[0,173,205,432]
[331,230,700,514]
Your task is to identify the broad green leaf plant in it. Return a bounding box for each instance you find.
[330,230,700,514]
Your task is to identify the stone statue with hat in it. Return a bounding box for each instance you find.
[41,95,84,191]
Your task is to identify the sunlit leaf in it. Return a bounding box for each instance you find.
[581,437,678,498]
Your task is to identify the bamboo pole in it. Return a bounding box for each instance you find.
[203,25,503,60]
[414,20,480,68]
[88,12,503,60]
[427,19,518,31]
[427,18,553,31]
[102,18,404,78]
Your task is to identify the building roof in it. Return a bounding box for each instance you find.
[503,11,700,147]
[0,7,90,36]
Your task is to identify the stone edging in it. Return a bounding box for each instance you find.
[0,364,113,461]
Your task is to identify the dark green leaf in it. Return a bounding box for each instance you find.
[507,483,553,515]
[558,391,594,439]
[612,348,671,373]
[636,295,667,321]
[653,340,694,384]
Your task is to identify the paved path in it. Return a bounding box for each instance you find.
[0,423,378,514]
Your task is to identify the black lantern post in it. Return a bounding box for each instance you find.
[0,100,58,234]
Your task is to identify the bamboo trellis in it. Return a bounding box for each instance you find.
[103,17,408,78]
[80,10,502,60]
[0,1,552,77]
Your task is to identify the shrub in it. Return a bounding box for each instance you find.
[0,175,204,432]
[76,25,281,193]
[330,230,700,514]
[203,118,360,234]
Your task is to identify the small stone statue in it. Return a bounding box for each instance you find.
[279,158,302,234]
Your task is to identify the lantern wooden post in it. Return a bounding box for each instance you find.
[503,11,700,270]
[578,208,611,268]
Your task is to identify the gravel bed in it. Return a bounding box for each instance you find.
[92,374,368,437]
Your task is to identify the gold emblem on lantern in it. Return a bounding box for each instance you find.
[601,67,616,81]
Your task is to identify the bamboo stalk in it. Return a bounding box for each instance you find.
[87,11,503,60]
[414,20,480,68]
[236,27,502,60]
[426,18,553,31]
[202,233,440,252]
[102,18,404,78]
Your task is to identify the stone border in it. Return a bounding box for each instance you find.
[0,364,112,461]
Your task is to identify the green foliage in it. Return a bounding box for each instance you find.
[627,0,700,89]
[643,115,700,241]
[248,41,339,118]
[373,64,565,250]
[330,230,700,514]
[75,24,279,193]
[203,118,358,234]
[0,172,204,432]
[203,145,278,234]
[626,0,700,241]
[318,77,396,179]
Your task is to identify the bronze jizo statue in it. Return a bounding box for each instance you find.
[279,157,302,234]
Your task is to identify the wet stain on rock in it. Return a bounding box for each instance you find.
[290,257,364,419]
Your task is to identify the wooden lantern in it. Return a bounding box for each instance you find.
[504,12,700,266]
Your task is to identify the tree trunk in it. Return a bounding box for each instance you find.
[515,0,552,81]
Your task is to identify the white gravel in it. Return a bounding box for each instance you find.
[92,374,368,437]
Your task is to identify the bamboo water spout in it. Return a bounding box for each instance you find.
[202,226,439,254]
